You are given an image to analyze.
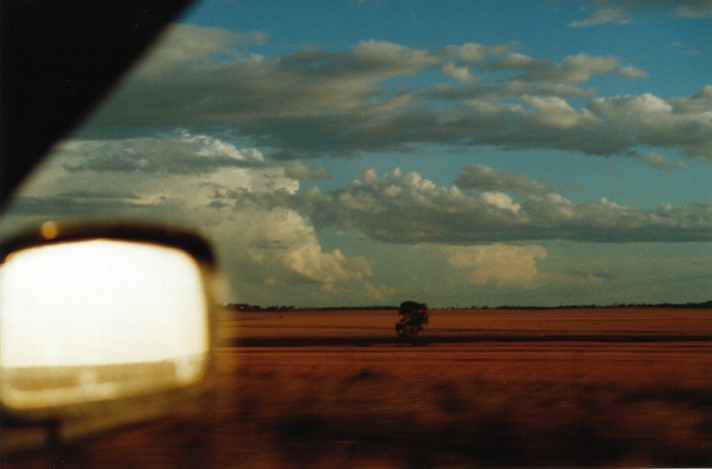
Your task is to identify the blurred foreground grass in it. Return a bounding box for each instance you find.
[10,308,712,468]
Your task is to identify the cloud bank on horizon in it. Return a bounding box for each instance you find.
[3,1,711,307]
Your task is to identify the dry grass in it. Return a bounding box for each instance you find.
[8,308,712,468]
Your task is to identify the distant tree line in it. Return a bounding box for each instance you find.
[225,303,296,312]
[472,300,712,310]
[224,303,399,312]
[225,300,712,312]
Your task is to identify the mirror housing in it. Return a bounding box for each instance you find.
[0,222,218,450]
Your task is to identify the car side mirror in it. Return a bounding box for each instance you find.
[0,222,218,451]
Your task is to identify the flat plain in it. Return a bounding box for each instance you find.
[10,307,712,468]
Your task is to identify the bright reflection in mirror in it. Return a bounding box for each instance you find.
[0,239,210,412]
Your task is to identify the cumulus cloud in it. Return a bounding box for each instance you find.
[520,53,620,83]
[672,84,712,112]
[619,65,649,78]
[77,24,710,162]
[455,165,550,195]
[488,52,545,71]
[445,244,547,286]
[569,0,712,27]
[6,15,710,308]
[90,37,441,128]
[443,62,474,83]
[588,93,712,160]
[487,52,620,83]
[133,24,265,78]
[282,161,331,180]
[7,131,297,224]
[640,152,688,171]
[522,95,598,129]
[213,208,372,290]
[443,43,502,63]
[305,166,712,243]
[61,131,266,175]
[676,1,712,17]
[4,132,377,304]
[569,4,631,27]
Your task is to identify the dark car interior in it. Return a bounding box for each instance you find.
[1,0,193,203]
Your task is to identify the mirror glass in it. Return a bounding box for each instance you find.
[0,239,210,414]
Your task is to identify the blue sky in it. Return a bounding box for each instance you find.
[3,0,711,307]
[177,0,711,208]
[185,0,710,95]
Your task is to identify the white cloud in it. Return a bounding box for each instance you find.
[550,53,619,82]
[491,52,544,70]
[353,40,438,72]
[619,65,649,79]
[307,166,712,243]
[213,208,372,292]
[488,52,619,83]
[588,92,712,160]
[282,161,331,180]
[362,281,397,300]
[676,3,712,17]
[481,191,522,214]
[456,164,550,195]
[59,130,265,175]
[569,5,630,27]
[78,25,707,162]
[641,152,688,171]
[445,244,547,286]
[522,95,598,129]
[444,43,495,63]
[443,62,474,83]
[133,24,263,78]
[569,1,712,27]
[672,85,712,112]
[6,132,376,304]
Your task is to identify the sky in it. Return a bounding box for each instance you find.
[2,0,711,307]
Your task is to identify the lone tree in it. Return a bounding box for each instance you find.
[395,301,429,343]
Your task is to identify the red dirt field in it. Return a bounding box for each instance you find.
[6,307,712,468]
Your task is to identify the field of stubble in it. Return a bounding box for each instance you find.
[9,308,712,468]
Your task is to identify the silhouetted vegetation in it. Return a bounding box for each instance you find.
[395,301,429,343]
[482,300,712,310]
[226,300,712,313]
[225,303,296,312]
[225,303,399,312]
